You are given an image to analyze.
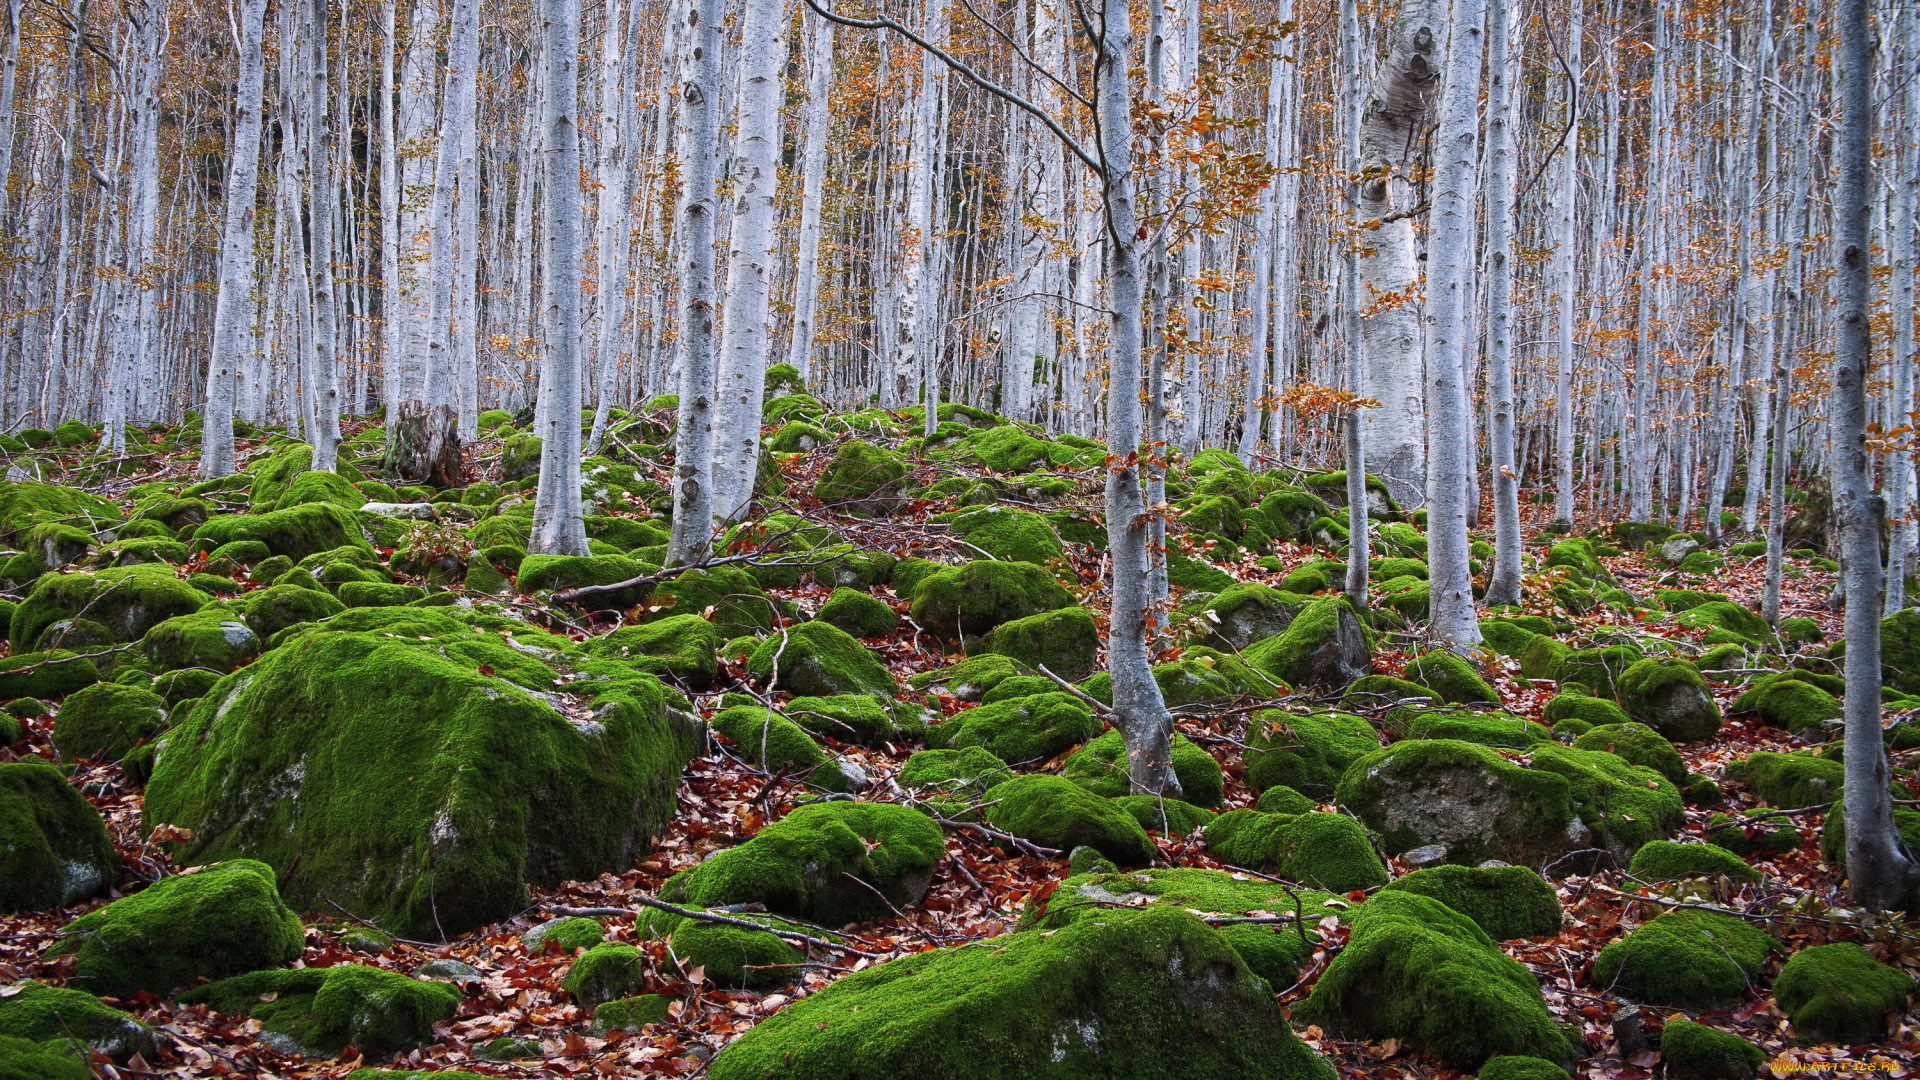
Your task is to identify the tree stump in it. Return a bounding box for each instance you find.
[382,400,463,487]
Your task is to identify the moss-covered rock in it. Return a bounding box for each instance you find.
[560,942,645,1007]
[658,802,942,926]
[924,693,1096,764]
[645,566,775,639]
[979,606,1099,682]
[517,553,652,606]
[589,994,672,1035]
[1590,908,1773,1009]
[711,705,860,792]
[1773,942,1917,1045]
[10,566,209,652]
[944,506,1065,566]
[1338,739,1578,868]
[1528,743,1681,860]
[1627,840,1759,883]
[1544,538,1615,586]
[706,905,1335,1080]
[909,560,1075,639]
[746,621,897,697]
[1673,601,1770,643]
[897,745,1010,795]
[585,614,721,687]
[1296,891,1576,1067]
[1541,688,1630,728]
[1572,722,1686,785]
[0,1033,89,1079]
[784,694,918,745]
[1740,676,1842,734]
[1110,796,1216,835]
[141,610,260,674]
[812,587,898,638]
[339,581,427,607]
[985,774,1155,865]
[177,964,459,1057]
[1618,657,1722,741]
[1401,650,1498,704]
[243,581,347,639]
[1478,1057,1575,1080]
[1661,1019,1764,1080]
[47,859,303,997]
[143,627,700,939]
[51,681,168,764]
[906,653,1029,700]
[814,439,907,514]
[0,650,99,701]
[522,915,606,952]
[193,502,368,563]
[1203,810,1387,892]
[0,981,156,1059]
[1242,709,1378,799]
[1060,729,1224,807]
[1191,582,1308,651]
[1725,750,1843,809]
[1378,864,1562,941]
[0,759,117,912]
[1397,707,1552,749]
[1241,597,1371,689]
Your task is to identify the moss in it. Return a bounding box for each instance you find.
[522,916,605,952]
[665,917,805,990]
[1672,600,1770,642]
[944,506,1064,565]
[959,424,1053,474]
[1297,891,1576,1067]
[908,560,1075,639]
[1335,739,1574,867]
[711,705,856,792]
[1616,656,1722,741]
[338,581,425,607]
[746,621,897,697]
[50,420,95,448]
[647,566,775,639]
[141,611,259,674]
[10,566,209,653]
[897,746,1010,795]
[985,774,1154,864]
[925,693,1096,764]
[813,587,898,637]
[1242,709,1380,801]
[1478,1057,1575,1080]
[1110,796,1215,835]
[586,614,721,687]
[1192,582,1309,650]
[90,537,189,569]
[178,964,459,1057]
[1589,909,1773,1009]
[1400,651,1497,705]
[243,582,346,638]
[1479,618,1541,657]
[0,1034,89,1079]
[1572,722,1686,785]
[1740,677,1841,734]
[906,653,1030,699]
[51,682,168,763]
[1242,597,1372,689]
[1703,812,1799,859]
[1773,942,1918,1045]
[1343,674,1438,707]
[560,942,645,1007]
[1660,1019,1764,1080]
[1204,810,1387,891]
[1280,560,1338,594]
[660,802,942,926]
[1881,606,1920,694]
[1544,538,1614,586]
[814,439,907,514]
[1626,840,1759,884]
[1398,708,1552,749]
[192,502,369,563]
[1726,750,1843,809]
[518,553,651,606]
[1529,743,1681,858]
[143,628,699,939]
[979,606,1099,682]
[269,470,367,514]
[0,981,156,1059]
[47,859,302,997]
[0,759,117,911]
[809,544,897,590]
[1542,690,1630,728]
[1060,730,1224,807]
[1518,635,1572,680]
[785,694,915,744]
[1378,864,1562,940]
[889,557,943,597]
[1374,575,1431,621]
[1554,645,1645,697]
[590,994,672,1035]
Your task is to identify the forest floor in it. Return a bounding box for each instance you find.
[0,420,1916,1080]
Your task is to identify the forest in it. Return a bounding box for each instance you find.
[0,0,1916,1076]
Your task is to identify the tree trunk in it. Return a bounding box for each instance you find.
[1885,5,1918,615]
[200,0,268,481]
[1341,0,1369,608]
[306,0,339,473]
[785,18,833,385]
[1481,0,1519,606]
[665,0,724,567]
[381,399,463,487]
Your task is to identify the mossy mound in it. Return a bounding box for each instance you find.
[1626,841,1759,883]
[47,859,303,997]
[589,994,672,1035]
[658,802,943,926]
[1241,597,1371,689]
[1661,1019,1764,1080]
[192,502,368,563]
[1203,810,1388,892]
[909,560,1075,638]
[980,606,1099,682]
[10,566,209,652]
[746,621,898,698]
[814,438,906,514]
[1572,722,1686,785]
[943,506,1065,565]
[1192,582,1309,650]
[1060,730,1224,807]
[1773,942,1918,1045]
[906,653,1029,700]
[706,905,1336,1080]
[1296,891,1576,1067]
[1541,689,1630,728]
[1378,864,1562,941]
[178,965,459,1058]
[1401,650,1498,704]
[50,681,168,764]
[785,694,915,746]
[812,587,898,638]
[1740,677,1842,734]
[1397,708,1552,749]
[242,582,346,638]
[1242,709,1379,800]
[897,746,1009,795]
[518,553,653,607]
[1335,739,1574,868]
[1109,795,1216,835]
[1528,743,1682,860]
[1706,811,1804,859]
[0,981,156,1059]
[560,942,645,1007]
[1589,909,1773,1009]
[652,913,807,991]
[143,627,700,938]
[711,705,859,792]
[522,915,606,953]
[984,774,1155,865]
[1478,1057,1576,1080]
[0,759,118,912]
[647,566,776,639]
[141,610,260,674]
[1724,750,1843,809]
[0,1034,89,1080]
[924,693,1096,764]
[1617,657,1721,741]
[584,614,721,687]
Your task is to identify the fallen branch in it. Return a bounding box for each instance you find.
[551,897,889,957]
[1036,663,1112,716]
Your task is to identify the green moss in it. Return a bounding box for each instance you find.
[47,859,302,997]
[647,566,775,639]
[889,557,943,597]
[1280,560,1338,594]
[897,746,1010,795]
[51,682,168,763]
[1704,812,1801,859]
[1378,865,1562,940]
[810,544,897,590]
[1240,709,1379,801]
[814,439,907,513]
[1555,645,1644,697]
[1204,810,1387,892]
[1375,575,1432,620]
[1256,785,1317,814]
[1589,909,1773,1009]
[1660,1019,1764,1080]
[711,705,856,792]
[1478,1057,1575,1080]
[11,566,209,652]
[664,917,805,990]
[339,581,427,607]
[1528,743,1681,858]
[1544,538,1614,586]
[1617,656,1721,741]
[1573,722,1686,785]
[51,420,95,448]
[1241,597,1371,689]
[0,981,156,1059]
[944,506,1065,565]
[1479,618,1541,657]
[0,1034,89,1079]
[1109,796,1216,835]
[590,994,672,1035]
[925,693,1096,763]
[192,502,369,562]
[1334,739,1574,867]
[985,774,1155,864]
[1672,601,1770,642]
[140,611,259,674]
[708,906,1333,1080]
[143,628,699,939]
[1060,730,1224,807]
[1740,677,1841,734]
[1343,674,1438,707]
[959,424,1054,474]
[1399,651,1498,705]
[0,759,117,911]
[1542,690,1629,728]
[1192,582,1310,650]
[1626,840,1759,884]
[1773,942,1918,1045]
[813,587,898,637]
[1398,708,1552,749]
[980,606,1099,682]
[1725,750,1843,809]
[659,802,942,927]
[178,964,458,1057]
[269,470,367,513]
[906,653,1029,699]
[908,560,1074,638]
[522,916,605,952]
[560,942,645,1007]
[243,582,346,638]
[1296,891,1576,1067]
[1518,635,1572,680]
[586,614,721,687]
[746,621,897,697]
[517,553,652,606]
[785,695,915,744]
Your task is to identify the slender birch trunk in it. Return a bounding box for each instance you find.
[306,0,339,472]
[1341,0,1369,607]
[665,0,722,566]
[529,0,590,555]
[1885,6,1918,614]
[785,18,832,384]
[201,0,269,480]
[1482,0,1519,606]
[428,0,480,430]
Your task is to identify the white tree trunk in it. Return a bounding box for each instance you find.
[306,0,339,472]
[200,0,267,480]
[392,0,439,410]
[427,0,480,430]
[1885,5,1918,614]
[785,17,832,385]
[1481,0,1519,605]
[1341,0,1369,606]
[665,0,723,566]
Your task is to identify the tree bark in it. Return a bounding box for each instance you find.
[665,0,724,567]
[381,399,463,486]
[1481,0,1519,606]
[200,0,268,481]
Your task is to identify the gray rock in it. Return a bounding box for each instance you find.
[1659,535,1702,565]
[1402,844,1449,867]
[358,502,440,520]
[414,958,483,981]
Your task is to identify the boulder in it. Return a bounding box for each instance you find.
[1203,810,1387,892]
[924,693,1097,763]
[1572,722,1686,785]
[1242,710,1378,804]
[177,965,459,1058]
[583,614,721,687]
[1724,750,1842,809]
[812,587,899,638]
[1335,739,1576,868]
[521,915,606,953]
[646,566,774,639]
[1529,743,1681,862]
[1242,597,1371,689]
[1626,840,1759,884]
[909,560,1075,639]
[897,746,1009,795]
[1378,864,1563,941]
[0,981,156,1059]
[141,611,261,674]
[1061,729,1224,807]
[1193,582,1308,650]
[985,774,1155,865]
[980,606,1099,682]
[191,502,368,562]
[706,906,1335,1080]
[0,1034,89,1079]
[1589,909,1773,1010]
[560,943,645,1007]
[10,566,209,652]
[1774,942,1918,1045]
[814,438,907,514]
[51,682,168,765]
[242,582,346,639]
[0,650,99,700]
[1660,1019,1764,1080]
[1401,650,1498,704]
[1659,535,1702,564]
[0,760,117,912]
[746,620,897,697]
[710,705,862,791]
[1618,657,1722,741]
[944,506,1065,565]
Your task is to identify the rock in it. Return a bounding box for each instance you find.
[192,502,368,563]
[339,582,426,607]
[906,653,1029,700]
[341,926,394,954]
[814,439,907,514]
[1529,744,1681,862]
[1402,650,1498,704]
[908,560,1076,639]
[1109,796,1216,835]
[1396,708,1553,749]
[1882,606,1920,694]
[1480,1057,1578,1080]
[1774,942,1917,1045]
[1627,841,1759,883]
[1204,810,1387,892]
[590,994,671,1035]
[0,650,98,701]
[1660,535,1702,564]
[985,774,1155,865]
[1542,688,1630,728]
[1739,676,1842,734]
[0,1034,89,1079]
[706,906,1335,1080]
[642,912,804,990]
[51,682,168,765]
[1724,750,1842,809]
[1194,582,1309,650]
[521,916,605,952]
[943,506,1065,565]
[413,959,483,982]
[647,566,775,639]
[1402,844,1449,866]
[658,802,943,926]
[980,606,1100,682]
[358,502,440,520]
[897,746,1009,795]
[10,566,209,652]
[1661,1019,1764,1080]
[242,582,346,639]
[1617,657,1721,740]
[143,623,700,939]
[1242,709,1379,800]
[583,614,721,687]
[745,620,897,697]
[178,964,459,1058]
[1242,597,1371,689]
[517,553,653,607]
[46,859,303,997]
[0,759,117,912]
[0,981,157,1059]
[924,693,1097,764]
[141,611,260,674]
[1555,644,1645,697]
[479,1036,543,1061]
[1336,739,1576,868]
[710,705,862,792]
[1572,722,1686,785]
[1061,729,1224,807]
[812,587,898,637]
[1296,891,1576,1067]
[1589,909,1773,1009]
[1378,864,1561,940]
